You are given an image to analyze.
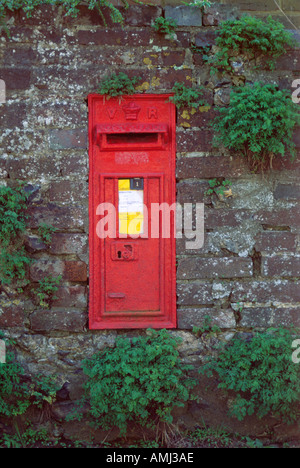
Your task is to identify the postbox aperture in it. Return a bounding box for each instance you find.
[88,94,176,329]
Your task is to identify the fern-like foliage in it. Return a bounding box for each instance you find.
[213,82,300,171]
[205,15,295,74]
[97,72,141,97]
[67,329,196,435]
[200,327,300,424]
[0,0,142,30]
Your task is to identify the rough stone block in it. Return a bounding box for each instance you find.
[50,233,88,255]
[177,180,208,204]
[124,5,162,26]
[203,5,239,26]
[220,0,278,10]
[274,184,300,200]
[276,52,300,71]
[176,129,214,153]
[0,304,25,328]
[30,258,87,283]
[3,47,36,66]
[27,203,86,231]
[262,254,300,277]
[205,208,252,230]
[239,307,300,328]
[177,283,214,305]
[30,308,87,332]
[64,261,88,283]
[177,308,236,329]
[0,102,27,128]
[24,235,47,253]
[177,257,253,280]
[254,206,300,228]
[1,129,46,156]
[59,153,88,177]
[53,285,87,308]
[231,280,300,303]
[155,68,193,90]
[177,106,216,129]
[176,155,249,178]
[47,180,88,203]
[254,231,297,253]
[282,0,300,11]
[0,68,31,90]
[7,156,61,180]
[49,129,87,150]
[165,5,202,27]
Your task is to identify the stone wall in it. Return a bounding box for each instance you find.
[0,1,299,442]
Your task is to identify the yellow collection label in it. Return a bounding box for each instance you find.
[118,179,144,235]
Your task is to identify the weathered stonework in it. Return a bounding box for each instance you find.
[0,0,299,443]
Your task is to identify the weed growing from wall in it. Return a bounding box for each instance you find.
[152,16,177,39]
[205,179,232,199]
[205,15,295,74]
[0,333,58,418]
[183,0,213,12]
[68,329,196,436]
[38,223,57,246]
[33,275,62,309]
[212,83,300,171]
[0,184,31,285]
[200,327,300,424]
[0,0,142,33]
[97,72,141,98]
[169,82,208,110]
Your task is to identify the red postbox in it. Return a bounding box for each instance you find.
[88,94,177,329]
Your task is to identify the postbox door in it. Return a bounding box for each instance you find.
[104,176,161,315]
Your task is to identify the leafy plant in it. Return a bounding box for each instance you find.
[205,178,232,198]
[200,327,300,423]
[0,0,142,34]
[38,223,57,246]
[0,334,58,418]
[68,329,196,436]
[213,83,300,171]
[97,72,141,98]
[192,315,221,337]
[191,44,211,56]
[0,183,32,286]
[183,0,213,11]
[0,247,31,285]
[2,425,50,448]
[152,16,177,37]
[188,426,233,448]
[34,275,62,308]
[0,184,28,247]
[205,15,295,74]
[169,82,208,110]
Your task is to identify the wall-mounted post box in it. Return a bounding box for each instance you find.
[88,94,177,329]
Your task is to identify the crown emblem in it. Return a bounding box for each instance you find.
[122,102,141,121]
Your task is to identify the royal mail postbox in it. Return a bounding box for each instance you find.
[88,94,177,329]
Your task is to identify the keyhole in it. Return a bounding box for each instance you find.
[117,251,122,259]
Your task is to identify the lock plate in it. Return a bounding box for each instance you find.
[111,242,138,261]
